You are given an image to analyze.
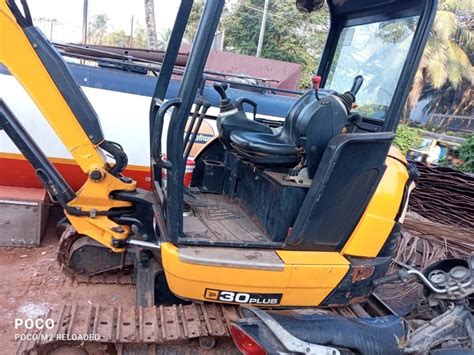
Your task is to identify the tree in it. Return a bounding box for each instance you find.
[144,0,158,49]
[133,27,149,49]
[88,14,109,45]
[406,0,473,115]
[418,80,473,117]
[393,124,421,154]
[158,28,172,50]
[87,14,149,49]
[458,134,474,173]
[223,0,329,87]
[184,0,205,42]
[183,0,329,88]
[103,30,129,47]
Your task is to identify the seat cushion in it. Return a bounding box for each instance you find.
[217,111,273,147]
[267,312,405,355]
[230,130,298,156]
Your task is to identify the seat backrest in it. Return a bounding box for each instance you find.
[277,90,315,142]
[286,132,394,251]
[277,91,350,178]
[295,95,349,177]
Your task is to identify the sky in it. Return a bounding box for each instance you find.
[28,0,181,43]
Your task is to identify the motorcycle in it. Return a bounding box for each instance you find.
[230,255,474,355]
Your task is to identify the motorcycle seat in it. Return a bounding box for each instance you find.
[266,311,405,354]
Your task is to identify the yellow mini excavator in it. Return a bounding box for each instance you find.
[0,0,437,309]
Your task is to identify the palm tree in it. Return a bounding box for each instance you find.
[88,14,108,45]
[406,0,473,113]
[157,28,172,50]
[144,0,158,49]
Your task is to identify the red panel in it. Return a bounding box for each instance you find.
[0,157,152,191]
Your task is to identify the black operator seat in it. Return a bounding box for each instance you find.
[230,76,364,177]
[229,90,315,165]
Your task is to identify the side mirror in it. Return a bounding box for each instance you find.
[296,0,325,13]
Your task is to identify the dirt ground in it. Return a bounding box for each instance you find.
[0,210,238,354]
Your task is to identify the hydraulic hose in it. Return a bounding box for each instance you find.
[99,140,129,176]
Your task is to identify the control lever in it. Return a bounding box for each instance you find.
[350,75,364,96]
[183,101,211,164]
[312,75,322,100]
[213,83,235,112]
[183,99,203,154]
[336,75,364,113]
[213,82,229,99]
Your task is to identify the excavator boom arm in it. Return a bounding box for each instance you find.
[0,0,138,251]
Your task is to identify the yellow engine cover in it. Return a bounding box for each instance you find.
[342,147,409,257]
[161,243,349,307]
